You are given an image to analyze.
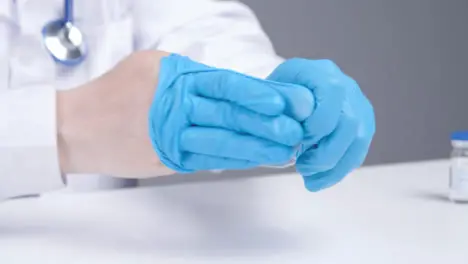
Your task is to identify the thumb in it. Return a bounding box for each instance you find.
[268,82,315,122]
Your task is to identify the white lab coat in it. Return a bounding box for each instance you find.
[0,0,283,200]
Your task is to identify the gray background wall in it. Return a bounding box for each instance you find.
[141,0,468,186]
[241,0,468,165]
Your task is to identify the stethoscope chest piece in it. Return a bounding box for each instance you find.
[42,0,87,66]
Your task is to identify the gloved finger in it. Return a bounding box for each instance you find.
[189,96,303,146]
[180,127,295,164]
[301,75,345,146]
[302,138,371,192]
[296,115,359,174]
[182,153,258,171]
[271,82,315,122]
[341,74,376,131]
[268,59,346,145]
[268,58,343,84]
[193,71,285,116]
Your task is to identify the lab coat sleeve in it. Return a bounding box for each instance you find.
[133,0,284,78]
[0,86,64,200]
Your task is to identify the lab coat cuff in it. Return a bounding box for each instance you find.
[0,86,65,200]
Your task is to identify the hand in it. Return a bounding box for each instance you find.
[57,51,315,178]
[149,54,314,172]
[57,51,174,178]
[268,58,375,191]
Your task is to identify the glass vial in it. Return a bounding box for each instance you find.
[449,131,468,203]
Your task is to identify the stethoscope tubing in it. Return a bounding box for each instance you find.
[64,0,73,23]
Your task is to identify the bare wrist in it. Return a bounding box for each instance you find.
[56,88,85,174]
[57,90,72,174]
[55,50,175,179]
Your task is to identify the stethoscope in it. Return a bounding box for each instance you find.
[42,0,86,66]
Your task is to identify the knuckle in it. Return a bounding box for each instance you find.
[217,71,233,86]
[315,59,341,73]
[342,115,360,134]
[364,96,375,114]
[213,72,232,95]
[286,57,309,66]
[328,77,347,98]
[185,97,197,123]
[342,74,361,91]
[179,129,191,147]
[225,103,240,128]
[276,58,310,75]
[314,76,347,101]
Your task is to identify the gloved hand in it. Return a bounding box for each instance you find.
[268,58,375,191]
[149,54,315,172]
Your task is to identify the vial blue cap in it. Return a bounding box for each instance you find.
[451,131,468,141]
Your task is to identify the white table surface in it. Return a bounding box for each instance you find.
[0,160,467,264]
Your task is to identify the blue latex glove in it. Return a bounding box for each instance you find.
[149,54,314,172]
[268,58,375,191]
